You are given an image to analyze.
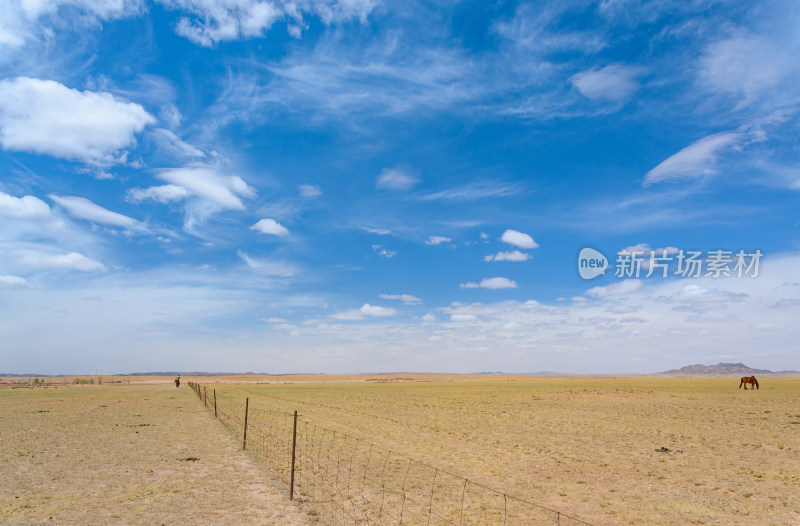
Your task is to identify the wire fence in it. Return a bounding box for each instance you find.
[188,382,594,526]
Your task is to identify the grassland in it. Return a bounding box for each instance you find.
[0,383,308,525]
[199,375,800,525]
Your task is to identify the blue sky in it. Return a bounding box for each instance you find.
[1,0,799,374]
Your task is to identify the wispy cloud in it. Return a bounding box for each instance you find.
[376,167,419,191]
[330,303,398,320]
[484,250,530,262]
[644,131,749,185]
[699,35,794,107]
[126,185,191,204]
[585,279,642,298]
[160,0,376,46]
[150,128,206,160]
[49,195,145,232]
[362,227,391,235]
[0,0,141,49]
[380,293,421,305]
[460,277,518,289]
[571,64,641,102]
[237,250,296,277]
[425,236,451,245]
[372,244,396,258]
[419,181,522,202]
[299,184,322,198]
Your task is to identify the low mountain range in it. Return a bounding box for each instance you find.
[658,362,798,376]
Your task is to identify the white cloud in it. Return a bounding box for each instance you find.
[0,0,141,49]
[571,64,640,102]
[0,275,31,289]
[484,250,530,262]
[420,181,521,201]
[237,250,296,277]
[299,184,322,198]
[450,313,478,322]
[330,303,398,320]
[250,218,290,237]
[661,284,748,306]
[376,168,419,191]
[162,0,375,46]
[372,244,396,258]
[151,128,205,159]
[49,195,144,230]
[18,250,106,272]
[426,236,451,245]
[126,184,190,204]
[585,279,642,298]
[0,77,154,166]
[380,294,422,305]
[362,227,391,235]
[500,229,538,249]
[156,165,256,210]
[460,277,518,289]
[699,35,793,105]
[643,131,746,185]
[0,191,53,220]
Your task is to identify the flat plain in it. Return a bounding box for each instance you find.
[0,382,308,525]
[199,375,800,525]
[3,376,799,525]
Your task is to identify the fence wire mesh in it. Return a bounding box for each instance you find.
[187,382,594,526]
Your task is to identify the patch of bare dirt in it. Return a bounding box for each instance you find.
[0,385,309,525]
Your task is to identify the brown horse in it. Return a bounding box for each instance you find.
[739,376,759,390]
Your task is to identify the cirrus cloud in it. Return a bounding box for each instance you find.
[49,195,145,231]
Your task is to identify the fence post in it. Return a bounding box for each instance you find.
[290,410,298,500]
[204,386,207,407]
[214,389,217,418]
[243,397,249,450]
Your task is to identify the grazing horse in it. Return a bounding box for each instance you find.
[175,376,181,388]
[739,376,759,390]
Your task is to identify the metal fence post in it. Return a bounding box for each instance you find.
[243,397,249,450]
[204,386,207,406]
[214,389,217,418]
[290,410,298,500]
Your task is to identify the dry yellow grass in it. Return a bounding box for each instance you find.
[0,383,309,525]
[199,375,800,525]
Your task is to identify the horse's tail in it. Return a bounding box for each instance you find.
[739,378,743,389]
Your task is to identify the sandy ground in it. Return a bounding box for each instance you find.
[0,384,309,525]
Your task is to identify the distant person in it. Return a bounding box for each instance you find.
[175,376,180,388]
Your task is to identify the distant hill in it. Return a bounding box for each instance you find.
[659,362,798,376]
